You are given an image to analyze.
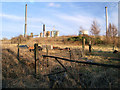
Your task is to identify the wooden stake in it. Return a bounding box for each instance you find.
[34,43,38,77]
[46,45,49,67]
[82,38,85,57]
[89,41,92,52]
[17,40,19,60]
[69,48,71,60]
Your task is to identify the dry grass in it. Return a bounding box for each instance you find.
[2,36,120,88]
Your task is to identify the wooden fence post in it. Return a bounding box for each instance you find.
[34,43,38,77]
[17,39,20,60]
[82,38,85,57]
[46,45,49,67]
[69,48,71,60]
[113,40,115,51]
[89,41,91,52]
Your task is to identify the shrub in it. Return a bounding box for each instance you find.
[67,35,91,45]
[94,37,104,45]
[11,35,31,44]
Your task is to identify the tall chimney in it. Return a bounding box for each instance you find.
[105,7,108,37]
[24,4,27,37]
[43,24,45,31]
[43,24,46,37]
[118,2,120,37]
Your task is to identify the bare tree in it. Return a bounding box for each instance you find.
[79,26,84,35]
[80,26,83,31]
[90,20,100,36]
[111,24,118,37]
[108,23,118,49]
[2,37,8,40]
[108,23,117,38]
[108,23,112,37]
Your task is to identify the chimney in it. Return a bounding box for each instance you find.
[24,4,27,37]
[43,24,45,31]
[118,2,120,37]
[43,24,46,37]
[105,7,108,37]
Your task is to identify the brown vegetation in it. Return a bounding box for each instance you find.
[2,36,120,88]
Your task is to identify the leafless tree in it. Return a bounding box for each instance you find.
[108,23,118,49]
[2,37,8,40]
[108,23,117,38]
[80,26,83,31]
[90,20,100,36]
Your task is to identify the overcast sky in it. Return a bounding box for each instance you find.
[0,1,118,39]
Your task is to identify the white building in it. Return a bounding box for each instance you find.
[79,30,88,35]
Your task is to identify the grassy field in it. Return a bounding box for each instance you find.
[2,36,120,88]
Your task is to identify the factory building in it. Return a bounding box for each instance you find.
[39,30,59,38]
[23,4,59,38]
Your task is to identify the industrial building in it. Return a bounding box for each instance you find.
[79,30,88,35]
[24,4,59,38]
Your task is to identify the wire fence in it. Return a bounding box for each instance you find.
[33,43,120,88]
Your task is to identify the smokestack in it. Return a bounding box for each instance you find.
[43,24,45,31]
[118,2,120,37]
[43,24,46,37]
[105,7,108,37]
[24,4,27,37]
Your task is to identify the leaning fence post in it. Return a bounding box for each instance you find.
[69,48,71,60]
[17,38,20,60]
[89,41,92,52]
[34,43,38,78]
[46,45,49,67]
[82,38,85,57]
[113,40,115,51]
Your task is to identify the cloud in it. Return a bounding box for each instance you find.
[48,3,61,8]
[0,13,24,21]
[0,13,45,24]
[29,0,34,3]
[2,11,115,37]
[56,13,105,34]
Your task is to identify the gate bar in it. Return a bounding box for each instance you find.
[42,55,120,68]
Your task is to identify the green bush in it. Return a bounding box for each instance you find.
[67,35,91,44]
[67,35,106,45]
[94,37,104,45]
